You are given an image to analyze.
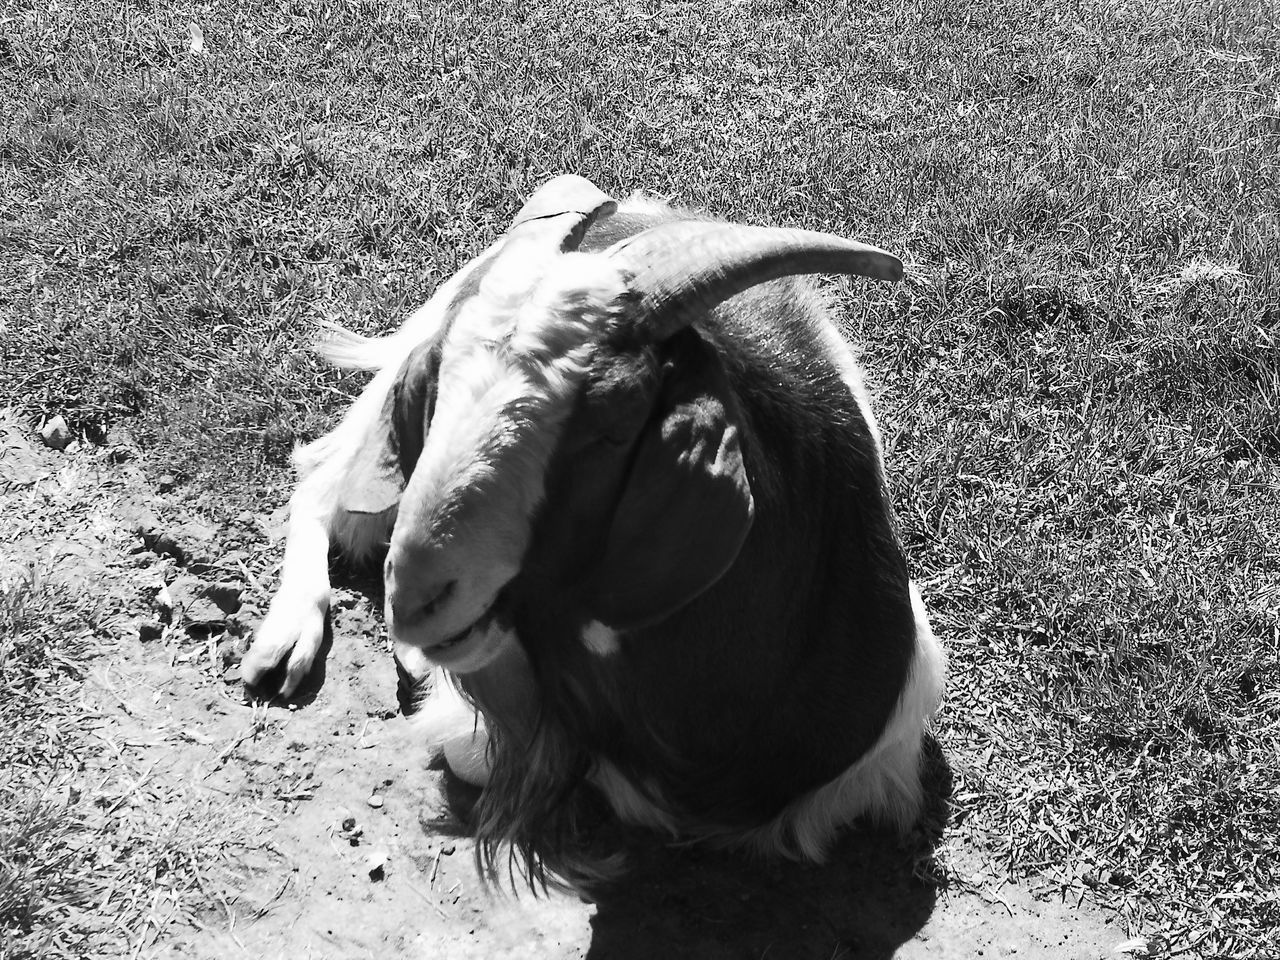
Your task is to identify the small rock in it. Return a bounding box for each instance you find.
[204,581,243,615]
[154,585,174,622]
[216,637,241,670]
[40,415,71,451]
[339,815,363,847]
[366,849,388,881]
[139,520,217,568]
[367,794,384,809]
[138,620,164,642]
[157,474,176,492]
[167,575,229,626]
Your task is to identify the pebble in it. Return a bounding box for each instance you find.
[366,848,388,882]
[367,794,384,809]
[40,415,71,450]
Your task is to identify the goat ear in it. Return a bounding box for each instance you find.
[510,175,617,250]
[587,328,754,630]
[340,340,439,514]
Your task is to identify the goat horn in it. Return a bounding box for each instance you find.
[606,222,903,340]
[509,174,617,251]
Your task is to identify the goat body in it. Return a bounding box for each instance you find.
[244,178,945,889]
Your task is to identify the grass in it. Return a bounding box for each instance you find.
[0,483,255,959]
[1,0,1278,956]
[0,568,87,960]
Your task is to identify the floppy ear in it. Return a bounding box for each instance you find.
[587,328,755,630]
[339,340,440,514]
[509,174,617,251]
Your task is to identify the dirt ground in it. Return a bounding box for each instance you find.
[3,422,1134,959]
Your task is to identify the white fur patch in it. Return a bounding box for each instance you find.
[388,251,631,654]
[402,250,628,528]
[739,581,945,861]
[416,667,492,787]
[581,620,620,657]
[288,393,400,565]
[590,761,678,834]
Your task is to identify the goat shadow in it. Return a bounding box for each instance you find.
[581,739,951,960]
[441,739,952,960]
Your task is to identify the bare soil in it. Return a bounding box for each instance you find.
[4,428,1131,959]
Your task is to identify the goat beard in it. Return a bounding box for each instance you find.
[455,667,624,896]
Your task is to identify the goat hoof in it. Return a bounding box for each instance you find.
[243,603,326,698]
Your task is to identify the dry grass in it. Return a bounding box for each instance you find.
[1,0,1278,956]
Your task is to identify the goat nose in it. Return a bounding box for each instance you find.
[392,579,457,627]
[420,579,457,615]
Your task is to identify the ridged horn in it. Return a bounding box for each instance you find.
[509,174,617,251]
[606,221,903,340]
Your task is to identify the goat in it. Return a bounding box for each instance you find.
[243,175,946,890]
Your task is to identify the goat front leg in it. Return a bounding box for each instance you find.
[243,476,333,697]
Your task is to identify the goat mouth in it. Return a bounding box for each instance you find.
[425,607,495,655]
[428,621,479,653]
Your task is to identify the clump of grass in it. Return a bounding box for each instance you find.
[0,569,95,959]
[0,787,84,960]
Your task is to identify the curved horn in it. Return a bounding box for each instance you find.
[605,221,903,340]
[509,174,617,251]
